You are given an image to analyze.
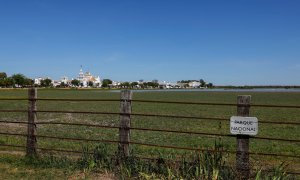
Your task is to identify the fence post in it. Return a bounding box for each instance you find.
[236,95,251,179]
[26,88,37,157]
[118,90,132,158]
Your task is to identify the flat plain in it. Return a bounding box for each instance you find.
[0,89,299,172]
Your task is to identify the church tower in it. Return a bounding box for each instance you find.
[78,66,84,82]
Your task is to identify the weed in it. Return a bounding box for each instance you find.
[93,143,113,170]
[76,145,95,172]
[254,162,292,180]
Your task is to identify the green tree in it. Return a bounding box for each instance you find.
[0,79,4,87]
[120,82,130,88]
[131,82,138,88]
[60,82,69,88]
[71,79,80,87]
[200,79,206,87]
[11,74,26,87]
[207,83,214,88]
[146,82,159,88]
[0,72,6,87]
[4,77,14,87]
[102,79,112,88]
[143,82,148,88]
[0,72,7,79]
[24,78,34,87]
[40,78,52,87]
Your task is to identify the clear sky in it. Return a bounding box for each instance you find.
[0,0,299,85]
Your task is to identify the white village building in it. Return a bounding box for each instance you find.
[188,81,201,88]
[77,68,101,87]
[34,77,43,85]
[61,76,69,84]
[159,81,179,89]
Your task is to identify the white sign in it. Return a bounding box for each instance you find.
[230,116,258,135]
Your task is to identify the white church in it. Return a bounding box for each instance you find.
[77,67,102,88]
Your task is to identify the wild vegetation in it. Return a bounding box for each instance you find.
[0,142,294,179]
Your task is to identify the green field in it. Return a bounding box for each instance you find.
[0,89,299,175]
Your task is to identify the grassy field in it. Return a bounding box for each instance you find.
[0,88,299,174]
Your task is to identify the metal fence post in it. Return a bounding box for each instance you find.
[236,95,251,179]
[118,90,132,158]
[26,88,37,157]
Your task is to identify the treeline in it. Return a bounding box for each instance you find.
[0,72,33,88]
[101,79,159,89]
[119,81,159,88]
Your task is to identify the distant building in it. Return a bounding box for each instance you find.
[61,76,68,84]
[159,81,179,89]
[52,80,61,87]
[189,81,200,88]
[34,77,43,85]
[60,76,71,86]
[112,81,121,87]
[77,68,101,87]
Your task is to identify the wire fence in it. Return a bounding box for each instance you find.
[0,124,299,159]
[0,88,299,178]
[1,109,299,125]
[1,120,299,144]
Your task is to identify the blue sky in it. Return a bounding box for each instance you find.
[0,0,299,85]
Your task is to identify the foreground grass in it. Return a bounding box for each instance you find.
[0,141,295,180]
[0,88,299,174]
[0,153,116,180]
[0,154,74,179]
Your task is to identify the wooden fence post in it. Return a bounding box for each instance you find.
[236,95,251,179]
[118,90,132,158]
[26,88,37,157]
